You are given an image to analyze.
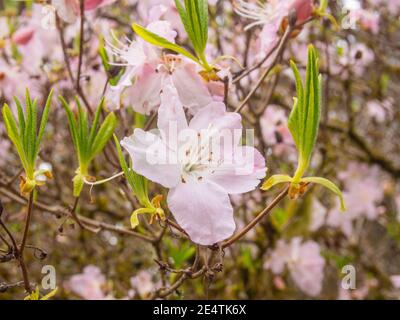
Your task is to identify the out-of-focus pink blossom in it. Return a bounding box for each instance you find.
[12,27,35,45]
[121,85,266,245]
[235,0,313,59]
[52,0,115,23]
[336,42,374,76]
[64,265,108,300]
[366,98,394,123]
[0,60,41,101]
[309,199,328,232]
[390,275,400,288]
[106,21,219,114]
[260,105,296,159]
[290,0,313,23]
[348,8,380,34]
[327,163,383,237]
[130,271,161,298]
[265,237,325,296]
[338,278,378,300]
[369,0,400,13]
[136,0,185,35]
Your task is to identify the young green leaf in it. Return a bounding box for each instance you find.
[175,0,210,67]
[59,96,79,153]
[35,89,54,160]
[261,174,293,191]
[288,45,321,181]
[60,96,117,197]
[2,89,53,192]
[260,46,346,211]
[132,23,200,64]
[113,135,150,207]
[301,177,346,211]
[90,112,117,158]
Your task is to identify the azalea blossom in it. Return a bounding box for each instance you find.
[260,105,296,159]
[327,163,384,237]
[130,271,161,298]
[64,265,109,300]
[12,27,35,45]
[121,85,266,245]
[234,0,313,57]
[309,199,328,232]
[366,98,394,123]
[265,237,325,297]
[390,275,400,289]
[52,0,115,23]
[106,21,216,114]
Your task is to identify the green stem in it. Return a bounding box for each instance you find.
[19,192,33,256]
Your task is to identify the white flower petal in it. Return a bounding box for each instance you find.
[167,180,236,245]
[121,129,181,188]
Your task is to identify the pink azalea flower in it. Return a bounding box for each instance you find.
[9,5,63,74]
[366,98,394,123]
[130,271,161,298]
[235,0,313,58]
[12,27,35,45]
[52,0,115,23]
[64,265,108,300]
[265,237,325,297]
[348,8,380,34]
[309,199,328,232]
[390,275,400,289]
[0,61,41,101]
[106,21,215,114]
[369,0,400,13]
[327,163,384,237]
[337,42,374,76]
[260,105,296,159]
[121,85,266,245]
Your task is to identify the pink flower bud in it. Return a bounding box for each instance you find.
[68,0,109,15]
[84,0,105,10]
[290,0,313,24]
[12,27,35,45]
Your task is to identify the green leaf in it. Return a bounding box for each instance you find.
[14,97,25,141]
[2,89,53,182]
[132,23,200,64]
[90,112,117,159]
[76,98,89,162]
[59,96,79,152]
[176,0,208,56]
[301,177,346,211]
[134,112,146,129]
[98,37,110,72]
[261,174,293,191]
[175,0,209,66]
[73,171,85,198]
[2,104,29,172]
[288,45,322,181]
[61,96,117,196]
[88,97,105,147]
[114,135,150,207]
[35,90,53,160]
[130,208,154,229]
[175,0,197,50]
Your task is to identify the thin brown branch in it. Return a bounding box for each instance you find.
[221,185,289,248]
[234,26,293,113]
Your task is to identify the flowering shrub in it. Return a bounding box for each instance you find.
[0,0,400,300]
